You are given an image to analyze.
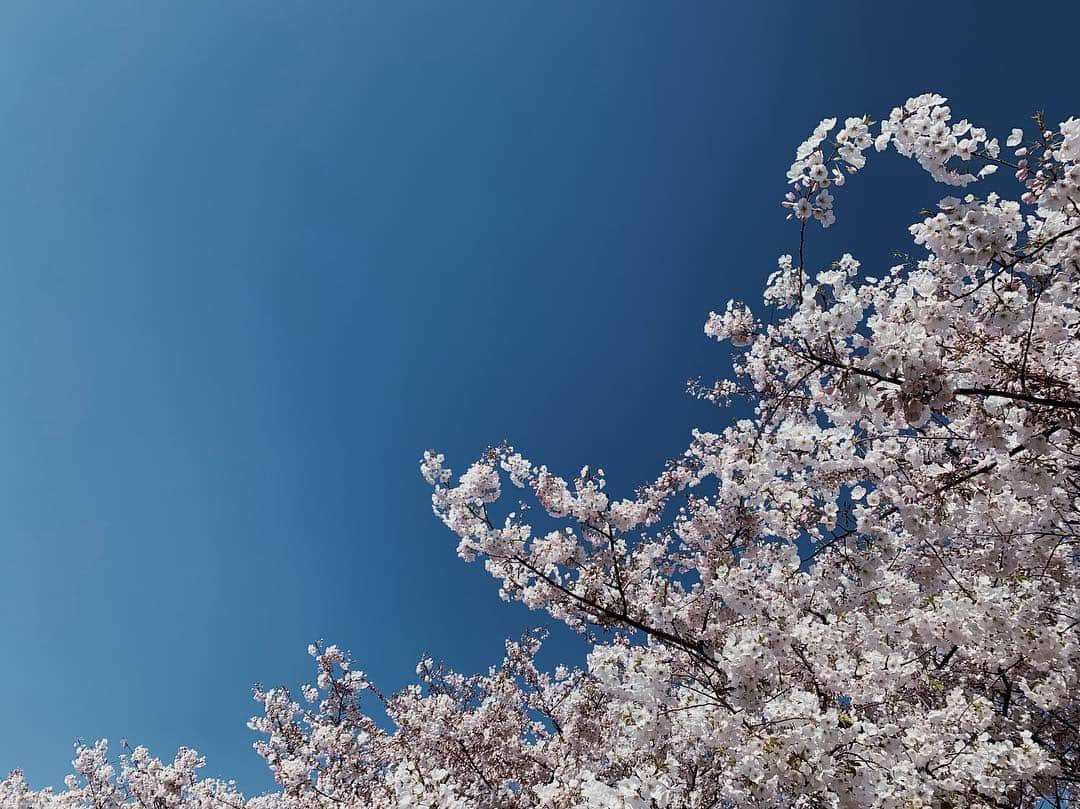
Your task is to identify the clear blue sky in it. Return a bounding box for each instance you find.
[2,0,1077,794]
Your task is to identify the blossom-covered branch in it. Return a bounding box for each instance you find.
[6,93,1079,809]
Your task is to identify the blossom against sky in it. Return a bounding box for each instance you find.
[1,0,1078,794]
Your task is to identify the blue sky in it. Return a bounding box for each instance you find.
[2,0,1078,794]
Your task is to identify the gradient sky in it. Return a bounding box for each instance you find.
[2,0,1078,794]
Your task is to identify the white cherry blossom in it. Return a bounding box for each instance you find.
[5,91,1079,809]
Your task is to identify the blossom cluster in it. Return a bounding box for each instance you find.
[783,115,873,227]
[5,93,1078,808]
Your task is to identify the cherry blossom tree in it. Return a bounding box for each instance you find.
[5,93,1078,808]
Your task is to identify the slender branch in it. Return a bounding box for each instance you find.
[802,348,1080,411]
